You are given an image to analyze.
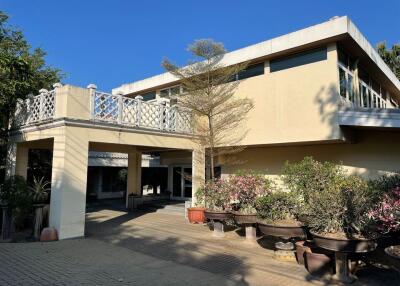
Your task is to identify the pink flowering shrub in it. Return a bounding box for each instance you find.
[227,172,272,214]
[367,187,400,234]
[195,179,231,211]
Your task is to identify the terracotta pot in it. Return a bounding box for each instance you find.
[187,207,206,224]
[304,252,334,276]
[295,240,314,265]
[204,210,232,221]
[310,231,377,253]
[231,211,257,224]
[258,221,306,239]
[40,227,58,242]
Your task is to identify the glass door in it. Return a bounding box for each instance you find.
[171,166,192,200]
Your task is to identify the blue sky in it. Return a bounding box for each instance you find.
[2,0,399,92]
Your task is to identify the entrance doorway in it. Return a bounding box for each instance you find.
[172,166,192,200]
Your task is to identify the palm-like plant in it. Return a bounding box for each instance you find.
[29,176,50,204]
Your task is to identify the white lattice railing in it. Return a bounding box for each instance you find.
[91,91,193,134]
[14,89,56,126]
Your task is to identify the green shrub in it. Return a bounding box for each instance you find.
[281,156,345,202]
[306,174,374,237]
[256,191,302,224]
[0,175,33,230]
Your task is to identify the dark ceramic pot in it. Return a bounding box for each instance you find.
[258,221,306,239]
[385,245,400,260]
[310,231,377,253]
[304,252,334,276]
[204,210,232,221]
[231,212,257,224]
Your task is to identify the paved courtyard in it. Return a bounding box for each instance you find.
[0,202,399,286]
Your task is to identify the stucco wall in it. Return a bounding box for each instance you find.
[235,43,342,146]
[222,129,400,180]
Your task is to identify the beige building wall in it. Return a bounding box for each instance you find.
[222,129,400,181]
[234,43,342,146]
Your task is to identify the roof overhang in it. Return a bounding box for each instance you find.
[112,16,400,97]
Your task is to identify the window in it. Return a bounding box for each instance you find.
[160,85,182,98]
[238,63,264,80]
[138,91,156,101]
[270,47,327,72]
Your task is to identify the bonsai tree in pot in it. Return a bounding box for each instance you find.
[228,172,270,240]
[306,174,377,283]
[367,184,400,262]
[256,190,305,238]
[196,179,232,237]
[28,176,50,240]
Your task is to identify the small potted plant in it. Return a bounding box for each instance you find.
[29,176,50,240]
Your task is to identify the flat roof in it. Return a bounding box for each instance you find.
[112,16,400,96]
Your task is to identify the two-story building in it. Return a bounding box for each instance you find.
[6,16,400,239]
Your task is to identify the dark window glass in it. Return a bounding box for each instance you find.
[238,63,264,80]
[338,49,348,67]
[170,86,181,96]
[339,67,347,98]
[270,47,327,72]
[160,89,169,97]
[358,67,369,84]
[141,91,156,101]
[173,167,181,197]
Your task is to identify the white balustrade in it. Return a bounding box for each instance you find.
[92,91,193,134]
[14,89,56,126]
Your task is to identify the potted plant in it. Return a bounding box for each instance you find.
[256,191,306,239]
[29,176,50,240]
[229,172,270,224]
[196,179,232,221]
[306,174,378,283]
[367,184,400,262]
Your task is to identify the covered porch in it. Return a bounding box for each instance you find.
[5,84,205,240]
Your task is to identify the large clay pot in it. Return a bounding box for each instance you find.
[40,227,58,242]
[258,221,306,239]
[231,211,257,224]
[187,207,206,224]
[204,210,232,221]
[310,231,377,253]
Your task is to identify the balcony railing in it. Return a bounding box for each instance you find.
[91,91,193,133]
[13,87,193,134]
[14,89,56,126]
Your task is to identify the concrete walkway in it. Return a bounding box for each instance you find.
[0,204,398,285]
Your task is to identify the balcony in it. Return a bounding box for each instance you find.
[13,84,193,134]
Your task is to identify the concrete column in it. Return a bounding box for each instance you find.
[191,147,205,206]
[5,142,29,179]
[126,151,142,207]
[49,128,89,240]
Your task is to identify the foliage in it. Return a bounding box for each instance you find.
[281,156,345,203]
[0,175,33,229]
[256,191,303,225]
[377,42,400,80]
[305,174,374,238]
[368,174,400,202]
[0,11,62,181]
[28,176,50,204]
[162,39,254,179]
[367,186,400,234]
[195,179,230,211]
[228,172,272,214]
